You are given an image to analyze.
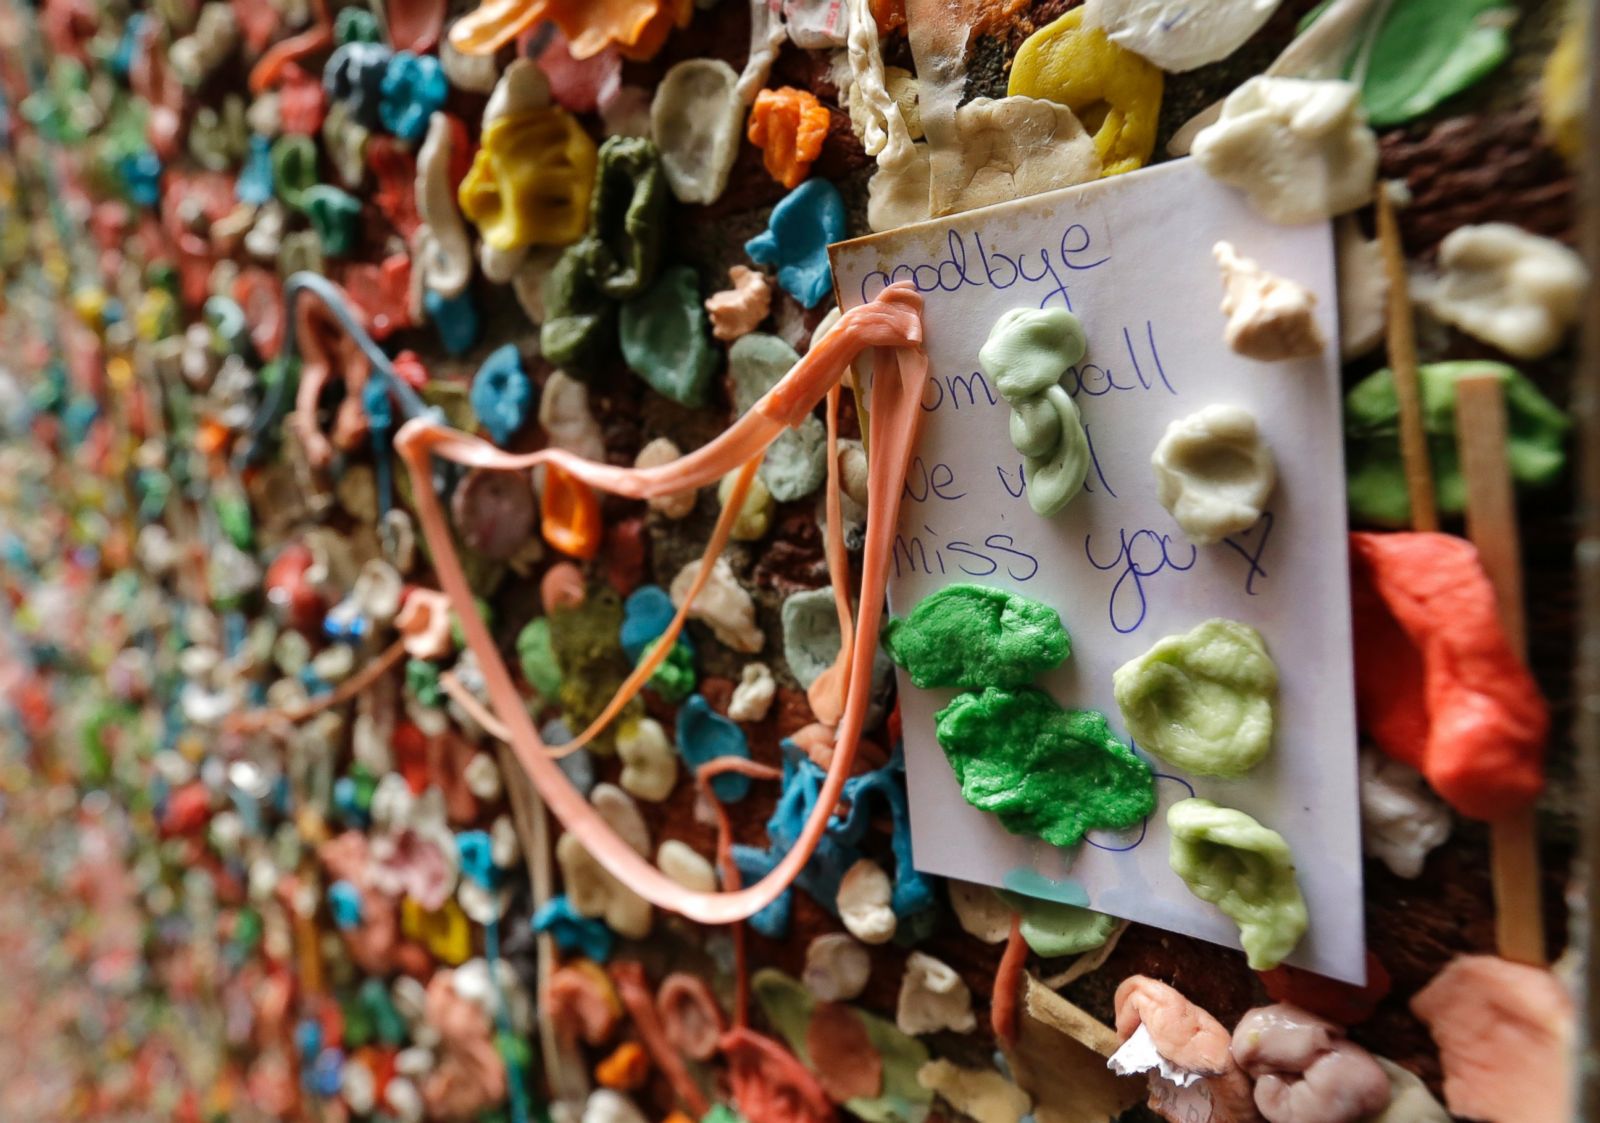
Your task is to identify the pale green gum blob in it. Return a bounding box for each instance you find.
[977,307,1091,517]
[1112,617,1278,778]
[998,890,1118,958]
[1166,796,1307,970]
[751,969,933,1123]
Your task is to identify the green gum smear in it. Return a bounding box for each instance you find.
[547,588,640,754]
[977,306,1091,517]
[752,969,933,1123]
[997,889,1117,958]
[1344,361,1568,527]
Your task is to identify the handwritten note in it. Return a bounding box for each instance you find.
[830,160,1365,982]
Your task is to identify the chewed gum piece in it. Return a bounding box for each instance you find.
[1231,1004,1390,1123]
[936,688,1153,848]
[1151,404,1276,545]
[1113,618,1278,778]
[1008,8,1162,176]
[650,58,744,205]
[883,583,1069,690]
[1167,797,1307,970]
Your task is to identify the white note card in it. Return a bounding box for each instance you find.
[829,159,1365,982]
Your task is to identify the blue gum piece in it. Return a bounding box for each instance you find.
[744,178,846,309]
[532,895,615,962]
[676,694,752,802]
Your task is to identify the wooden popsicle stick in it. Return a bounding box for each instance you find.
[1376,185,1439,532]
[1454,373,1546,967]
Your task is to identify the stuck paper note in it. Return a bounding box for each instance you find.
[829,158,1365,982]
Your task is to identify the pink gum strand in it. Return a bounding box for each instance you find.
[393,283,928,926]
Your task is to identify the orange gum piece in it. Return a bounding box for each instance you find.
[541,462,603,559]
[447,0,550,56]
[1411,955,1574,1123]
[392,284,928,927]
[595,1041,650,1089]
[748,87,831,189]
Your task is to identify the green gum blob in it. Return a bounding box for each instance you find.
[406,658,442,707]
[619,265,717,406]
[334,6,382,44]
[935,687,1154,848]
[1166,797,1308,970]
[977,307,1091,517]
[751,969,933,1123]
[547,589,639,754]
[1112,618,1278,778]
[303,184,362,257]
[270,133,319,211]
[540,245,617,375]
[884,583,1070,690]
[998,890,1118,958]
[1301,0,1513,127]
[642,636,696,702]
[726,333,828,501]
[1344,360,1568,526]
[579,136,667,300]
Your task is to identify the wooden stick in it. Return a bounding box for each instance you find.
[1376,185,1439,532]
[1454,374,1546,967]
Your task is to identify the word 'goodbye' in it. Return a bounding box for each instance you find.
[859,224,1109,311]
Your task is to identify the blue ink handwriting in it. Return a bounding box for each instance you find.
[902,457,966,503]
[860,224,1109,312]
[1221,511,1274,595]
[1084,527,1199,633]
[893,525,1040,582]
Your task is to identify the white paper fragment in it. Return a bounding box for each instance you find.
[1108,1023,1203,1087]
[829,159,1366,983]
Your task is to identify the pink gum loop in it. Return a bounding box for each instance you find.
[392,284,928,926]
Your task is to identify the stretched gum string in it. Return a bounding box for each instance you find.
[226,638,409,734]
[248,0,333,94]
[394,283,929,924]
[694,755,785,1031]
[807,383,854,725]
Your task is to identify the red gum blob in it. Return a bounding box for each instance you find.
[805,1003,882,1103]
[605,517,647,595]
[547,960,623,1046]
[655,972,726,1061]
[721,1026,837,1123]
[540,562,588,614]
[1258,953,1391,1027]
[1350,531,1547,819]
